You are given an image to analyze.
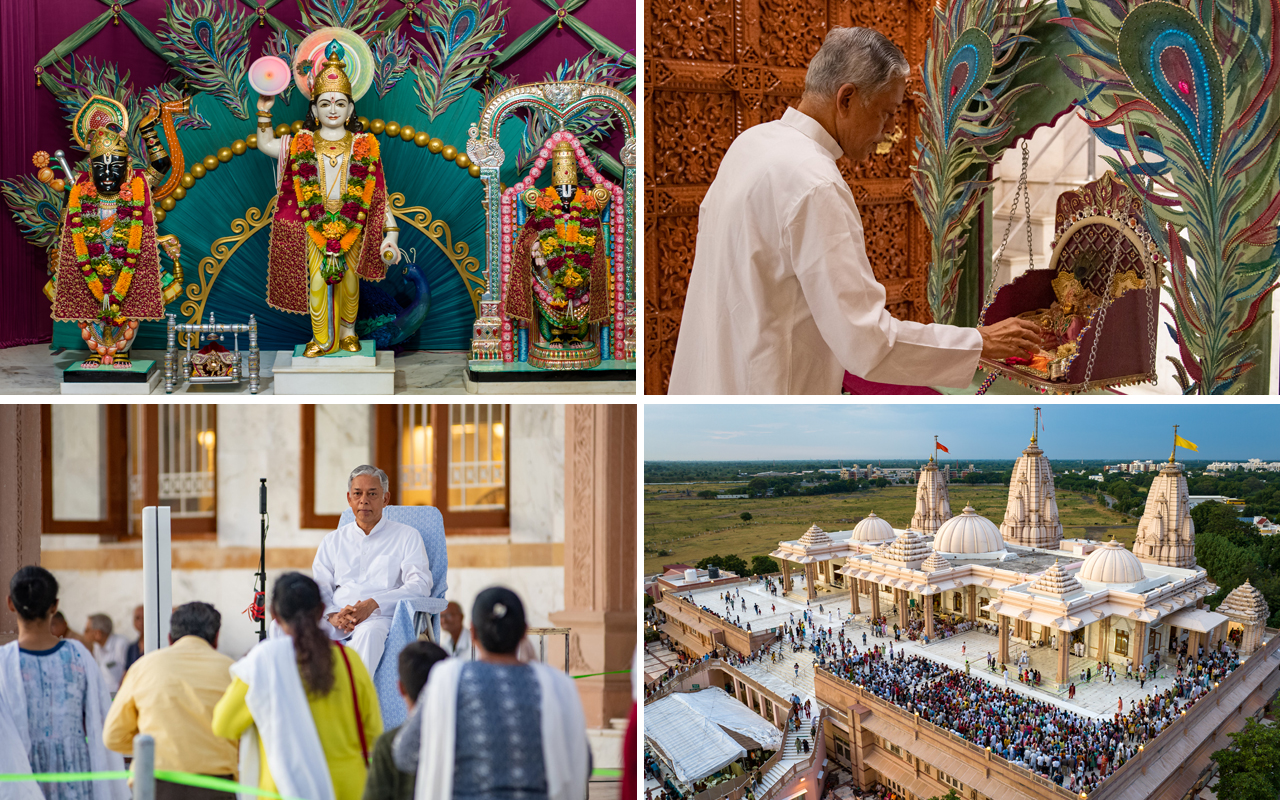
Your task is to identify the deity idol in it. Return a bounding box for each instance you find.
[254,42,399,357]
[52,96,171,367]
[504,141,612,369]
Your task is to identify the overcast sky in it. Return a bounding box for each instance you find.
[643,404,1280,462]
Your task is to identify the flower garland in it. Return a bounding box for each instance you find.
[67,175,146,324]
[527,186,600,321]
[290,130,380,284]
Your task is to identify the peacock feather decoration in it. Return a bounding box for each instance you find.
[1055,0,1280,393]
[260,28,298,105]
[157,0,252,120]
[371,30,413,99]
[298,0,384,37]
[514,52,633,174]
[409,0,507,122]
[41,56,152,163]
[143,81,212,130]
[0,176,66,252]
[914,0,1048,325]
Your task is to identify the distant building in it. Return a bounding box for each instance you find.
[1089,474,1104,482]
[1187,495,1245,510]
[716,494,748,499]
[1207,458,1280,472]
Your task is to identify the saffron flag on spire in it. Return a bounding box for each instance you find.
[1175,436,1198,452]
[937,443,950,453]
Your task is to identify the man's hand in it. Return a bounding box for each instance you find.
[330,599,379,632]
[327,611,353,633]
[977,317,1043,361]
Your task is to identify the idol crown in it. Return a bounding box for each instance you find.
[89,124,130,160]
[311,40,353,99]
[551,141,577,187]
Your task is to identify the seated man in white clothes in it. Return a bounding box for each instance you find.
[312,465,433,674]
[440,601,473,661]
[84,612,130,694]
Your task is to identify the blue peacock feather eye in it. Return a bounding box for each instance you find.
[1118,2,1224,174]
[942,29,995,143]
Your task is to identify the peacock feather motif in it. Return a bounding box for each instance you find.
[371,30,413,99]
[1056,0,1280,393]
[41,56,153,163]
[0,176,65,253]
[260,28,298,105]
[143,82,212,130]
[297,0,384,37]
[914,0,1048,325]
[157,0,252,120]
[408,0,507,122]
[513,52,632,174]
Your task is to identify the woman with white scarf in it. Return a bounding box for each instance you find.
[212,572,382,800]
[404,586,590,800]
[1,566,129,800]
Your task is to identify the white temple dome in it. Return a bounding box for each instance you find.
[934,506,1003,554]
[1078,539,1146,584]
[852,512,896,542]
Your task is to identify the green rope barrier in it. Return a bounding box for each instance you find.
[591,769,622,777]
[0,771,130,783]
[571,668,632,679]
[154,771,295,799]
[2,769,624,790]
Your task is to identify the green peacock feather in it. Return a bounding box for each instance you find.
[157,0,252,120]
[512,52,633,175]
[0,176,65,253]
[371,30,413,99]
[914,0,1047,325]
[408,0,507,122]
[1055,0,1280,393]
[41,56,153,164]
[297,0,385,37]
[260,28,298,105]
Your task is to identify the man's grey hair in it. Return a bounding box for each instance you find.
[349,465,390,494]
[170,601,221,646]
[804,27,909,101]
[87,613,113,636]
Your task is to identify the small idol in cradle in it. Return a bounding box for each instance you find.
[254,40,399,357]
[52,96,172,368]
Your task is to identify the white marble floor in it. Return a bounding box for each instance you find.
[0,344,634,394]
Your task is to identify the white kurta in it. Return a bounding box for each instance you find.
[311,516,433,671]
[668,107,984,394]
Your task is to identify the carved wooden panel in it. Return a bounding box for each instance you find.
[645,0,933,393]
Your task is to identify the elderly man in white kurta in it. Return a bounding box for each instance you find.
[669,27,1041,394]
[312,465,432,673]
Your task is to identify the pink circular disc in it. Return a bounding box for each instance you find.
[249,56,291,96]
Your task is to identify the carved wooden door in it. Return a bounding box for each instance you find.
[645,0,932,393]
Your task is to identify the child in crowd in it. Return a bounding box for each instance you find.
[362,641,448,800]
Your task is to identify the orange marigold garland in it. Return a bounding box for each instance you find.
[290,131,380,284]
[66,174,147,323]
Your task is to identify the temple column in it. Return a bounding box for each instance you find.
[924,601,935,640]
[1134,621,1147,666]
[1099,617,1112,665]
[806,563,817,601]
[998,615,1010,665]
[966,585,977,622]
[871,583,881,620]
[781,559,791,594]
[549,405,636,727]
[849,580,860,614]
[1057,628,1071,686]
[897,590,908,631]
[0,406,42,646]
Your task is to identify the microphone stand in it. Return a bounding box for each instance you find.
[256,478,268,641]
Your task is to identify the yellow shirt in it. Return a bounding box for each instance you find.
[211,643,382,800]
[102,635,237,777]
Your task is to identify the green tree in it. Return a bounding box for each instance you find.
[1211,717,1280,800]
[698,490,717,499]
[873,477,889,488]
[751,555,778,575]
[696,554,750,576]
[644,594,654,607]
[740,512,753,522]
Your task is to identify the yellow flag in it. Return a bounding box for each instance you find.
[1175,435,1198,452]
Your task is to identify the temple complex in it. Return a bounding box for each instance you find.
[1135,457,1197,568]
[1001,410,1063,548]
[909,457,952,535]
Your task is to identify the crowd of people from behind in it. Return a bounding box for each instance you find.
[824,638,1242,795]
[2,566,592,800]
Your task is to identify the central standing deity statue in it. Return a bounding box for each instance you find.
[254,40,399,357]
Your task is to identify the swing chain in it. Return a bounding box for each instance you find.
[988,140,1033,306]
[1081,222,1129,391]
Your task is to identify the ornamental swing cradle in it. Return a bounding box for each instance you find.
[466,81,637,371]
[976,171,1164,393]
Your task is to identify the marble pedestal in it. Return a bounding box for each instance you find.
[272,349,395,394]
[61,360,162,395]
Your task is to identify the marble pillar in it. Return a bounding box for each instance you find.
[548,405,636,728]
[998,615,1010,665]
[1057,629,1071,686]
[966,585,976,623]
[924,602,935,640]
[1134,621,1147,665]
[0,406,42,645]
[806,563,817,601]
[897,590,907,630]
[1100,617,1112,665]
[850,580,859,614]
[871,584,881,620]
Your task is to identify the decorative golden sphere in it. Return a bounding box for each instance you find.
[180,173,195,188]
[172,186,187,200]
[455,154,471,169]
[154,208,167,223]
[441,145,457,161]
[217,147,233,163]
[358,116,370,130]
[370,119,386,134]
[160,196,177,211]
[246,134,258,149]
[50,178,66,192]
[385,121,401,137]
[427,137,444,154]
[468,165,481,178]
[202,155,220,171]
[37,167,53,183]
[290,120,304,134]
[399,125,415,141]
[190,163,207,179]
[414,131,430,147]
[274,123,291,138]
[231,139,247,155]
